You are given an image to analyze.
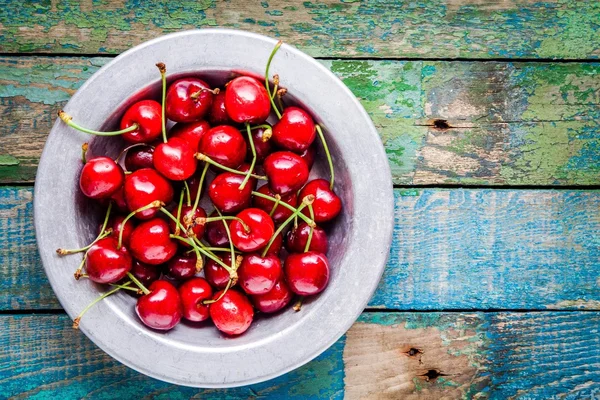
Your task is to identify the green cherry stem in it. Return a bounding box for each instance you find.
[262,195,315,257]
[81,143,88,164]
[293,297,304,312]
[156,62,168,143]
[316,125,335,190]
[265,41,283,119]
[127,272,151,295]
[74,253,88,280]
[202,277,233,305]
[304,204,315,253]
[110,282,141,293]
[57,202,112,255]
[175,190,185,236]
[191,162,209,213]
[239,123,257,190]
[195,153,267,180]
[269,194,281,217]
[73,282,135,329]
[169,234,203,272]
[183,181,192,207]
[118,200,163,249]
[58,111,138,136]
[251,191,315,226]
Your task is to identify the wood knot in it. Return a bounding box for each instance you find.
[419,369,447,382]
[405,347,422,357]
[433,119,450,130]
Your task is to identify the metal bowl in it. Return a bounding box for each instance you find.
[34,29,394,388]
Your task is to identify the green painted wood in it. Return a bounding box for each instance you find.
[3,187,599,311]
[0,0,599,59]
[1,57,599,185]
[1,312,599,398]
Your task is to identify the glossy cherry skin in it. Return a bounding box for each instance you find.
[208,172,253,213]
[168,205,207,246]
[225,76,270,124]
[208,91,232,125]
[106,215,136,247]
[285,252,330,295]
[209,289,254,335]
[129,218,178,265]
[153,137,197,181]
[298,144,316,170]
[299,179,342,223]
[165,253,197,280]
[238,253,282,295]
[229,208,275,252]
[85,237,132,284]
[169,121,210,152]
[204,253,234,289]
[130,260,161,287]
[124,168,174,220]
[125,145,154,172]
[179,278,213,322]
[264,232,283,256]
[252,279,293,313]
[166,78,213,123]
[263,151,309,195]
[136,280,183,330]
[80,156,124,199]
[246,126,273,163]
[286,222,328,254]
[198,125,247,169]
[272,107,316,152]
[252,184,298,224]
[120,100,163,143]
[109,186,128,212]
[203,211,230,247]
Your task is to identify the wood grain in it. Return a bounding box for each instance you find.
[4,187,599,311]
[1,312,599,398]
[2,57,599,185]
[0,0,599,59]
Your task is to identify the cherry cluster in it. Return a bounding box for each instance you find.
[57,42,342,336]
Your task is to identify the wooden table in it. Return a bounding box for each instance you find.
[1,1,599,398]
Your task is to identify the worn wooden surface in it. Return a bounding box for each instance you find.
[1,57,599,185]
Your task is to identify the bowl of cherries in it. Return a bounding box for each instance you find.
[34,29,393,387]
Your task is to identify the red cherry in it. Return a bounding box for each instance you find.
[263,151,309,195]
[136,280,182,330]
[252,279,293,313]
[120,100,163,143]
[246,126,273,163]
[225,76,270,124]
[179,278,213,322]
[198,125,246,169]
[169,121,210,152]
[168,205,207,244]
[238,253,282,295]
[153,137,197,181]
[252,184,298,224]
[203,211,230,247]
[105,215,136,247]
[286,222,328,254]
[124,168,174,220]
[272,107,316,152]
[166,78,213,123]
[79,156,124,199]
[130,260,161,287]
[264,232,283,256]
[299,179,342,223]
[229,208,275,252]
[85,237,132,284]
[285,252,330,295]
[208,91,232,125]
[165,253,197,280]
[298,144,316,170]
[209,289,254,335]
[208,172,253,213]
[204,253,234,289]
[109,186,128,212]
[129,218,178,265]
[124,145,155,172]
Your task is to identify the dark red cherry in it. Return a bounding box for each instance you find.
[252,279,293,313]
[253,184,298,224]
[272,107,316,152]
[169,121,210,152]
[229,208,275,252]
[208,91,232,125]
[238,253,282,295]
[85,237,132,284]
[124,145,154,172]
[208,172,253,213]
[286,222,328,254]
[225,76,270,124]
[298,144,316,170]
[130,260,161,287]
[168,205,207,245]
[109,186,128,212]
[299,179,342,223]
[154,137,197,181]
[120,100,163,143]
[246,126,273,163]
[136,280,182,330]
[106,215,136,247]
[186,174,205,204]
[166,78,213,123]
[209,289,254,335]
[285,252,330,295]
[124,168,174,220]
[204,253,234,289]
[264,232,283,256]
[198,125,246,169]
[204,211,230,247]
[179,278,213,322]
[165,253,197,280]
[129,218,178,265]
[263,151,309,195]
[79,156,124,199]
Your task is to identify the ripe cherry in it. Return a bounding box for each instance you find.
[286,222,328,254]
[165,253,197,280]
[246,126,273,163]
[253,184,298,224]
[225,76,270,124]
[85,237,132,284]
[179,278,213,322]
[109,186,128,212]
[252,279,293,313]
[129,218,178,265]
[238,253,281,295]
[204,211,230,247]
[153,137,197,181]
[209,289,254,335]
[229,208,275,252]
[124,145,154,172]
[136,280,183,330]
[298,144,316,170]
[124,168,174,220]
[208,172,253,213]
[208,91,232,125]
[130,260,161,287]
[168,205,207,244]
[264,232,283,256]
[204,253,234,289]
[299,179,342,223]
[272,107,316,152]
[285,252,330,295]
[106,215,136,247]
[120,100,163,143]
[79,156,124,199]
[263,151,309,195]
[169,121,210,152]
[198,125,247,169]
[166,78,213,123]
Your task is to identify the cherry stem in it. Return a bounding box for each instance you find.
[202,277,233,305]
[215,208,236,273]
[183,181,191,207]
[156,62,168,143]
[304,204,315,253]
[58,111,139,136]
[271,83,278,100]
[251,191,315,226]
[265,40,283,119]
[175,190,185,236]
[190,87,219,100]
[186,247,240,254]
[191,162,209,214]
[57,229,112,256]
[73,282,134,329]
[81,143,88,164]
[74,253,88,280]
[110,282,141,293]
[195,153,267,180]
[169,234,203,272]
[316,125,335,190]
[127,272,150,295]
[118,201,163,249]
[262,195,314,257]
[269,194,281,217]
[115,143,154,163]
[202,216,249,232]
[239,123,257,190]
[293,297,304,312]
[57,202,112,255]
[242,124,272,132]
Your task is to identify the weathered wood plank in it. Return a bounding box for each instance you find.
[3,187,599,311]
[0,0,599,59]
[1,312,599,398]
[1,57,599,185]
